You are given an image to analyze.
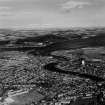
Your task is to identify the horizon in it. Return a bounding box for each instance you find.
[0,26,105,31]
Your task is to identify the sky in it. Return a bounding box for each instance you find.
[0,0,105,29]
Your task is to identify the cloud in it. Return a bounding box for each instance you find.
[0,0,18,1]
[62,0,91,11]
[0,6,10,10]
[0,12,13,17]
[0,0,12,1]
[0,6,11,17]
[12,23,54,29]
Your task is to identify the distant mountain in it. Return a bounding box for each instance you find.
[15,34,69,44]
[28,33,105,56]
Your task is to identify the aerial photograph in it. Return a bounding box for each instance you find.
[0,0,105,105]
